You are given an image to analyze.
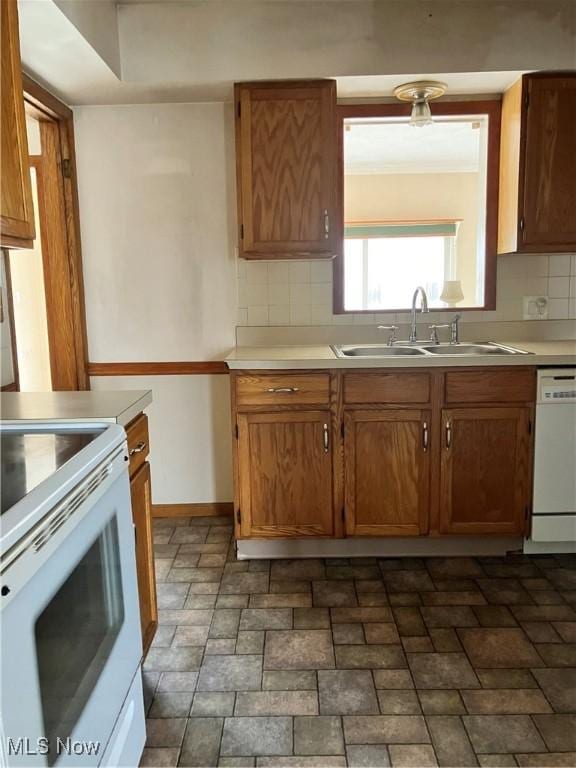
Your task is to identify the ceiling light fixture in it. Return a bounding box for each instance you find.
[393,80,447,127]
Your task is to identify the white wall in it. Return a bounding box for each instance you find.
[0,257,15,388]
[74,103,237,504]
[90,374,233,504]
[53,0,120,77]
[74,103,237,362]
[74,100,575,509]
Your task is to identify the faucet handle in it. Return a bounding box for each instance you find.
[450,314,461,344]
[377,325,398,346]
[428,323,450,344]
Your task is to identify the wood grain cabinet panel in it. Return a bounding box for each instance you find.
[126,413,156,656]
[126,412,150,476]
[230,367,537,542]
[439,407,531,535]
[0,0,35,247]
[445,368,535,404]
[498,72,576,254]
[237,411,334,537]
[130,460,157,655]
[344,409,431,536]
[235,80,337,259]
[344,372,431,405]
[236,373,330,407]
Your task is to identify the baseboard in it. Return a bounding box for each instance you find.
[152,502,234,518]
[236,536,524,559]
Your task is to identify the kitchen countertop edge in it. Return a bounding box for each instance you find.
[0,390,153,427]
[225,340,576,369]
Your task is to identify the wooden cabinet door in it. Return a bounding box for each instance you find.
[130,461,157,655]
[237,411,334,537]
[1,0,35,248]
[235,80,337,259]
[521,74,576,250]
[440,407,531,535]
[344,409,431,537]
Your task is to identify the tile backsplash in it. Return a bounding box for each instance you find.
[236,253,576,327]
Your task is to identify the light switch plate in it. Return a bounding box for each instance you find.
[523,296,548,320]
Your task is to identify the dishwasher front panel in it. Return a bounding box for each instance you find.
[534,402,576,515]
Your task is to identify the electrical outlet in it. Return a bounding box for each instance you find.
[523,296,548,320]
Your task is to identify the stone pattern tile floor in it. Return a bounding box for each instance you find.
[141,516,576,768]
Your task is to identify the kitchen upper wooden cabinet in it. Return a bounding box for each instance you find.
[498,72,576,254]
[344,409,430,537]
[236,411,334,537]
[439,407,531,535]
[235,80,337,259]
[1,0,35,248]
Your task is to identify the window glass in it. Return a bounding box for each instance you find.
[35,518,124,765]
[344,235,447,311]
[341,115,490,311]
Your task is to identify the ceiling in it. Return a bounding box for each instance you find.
[17,0,575,106]
[344,118,483,175]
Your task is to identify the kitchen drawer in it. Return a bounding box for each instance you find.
[344,372,431,405]
[445,368,535,404]
[126,413,150,476]
[236,373,330,407]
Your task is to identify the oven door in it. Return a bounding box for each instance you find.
[1,461,142,767]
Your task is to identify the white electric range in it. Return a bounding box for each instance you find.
[0,421,145,767]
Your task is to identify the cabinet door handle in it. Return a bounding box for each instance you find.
[266,387,299,394]
[130,441,147,455]
[445,421,452,449]
[422,421,429,452]
[324,210,330,239]
[323,423,330,453]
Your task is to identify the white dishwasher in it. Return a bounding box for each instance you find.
[524,368,576,554]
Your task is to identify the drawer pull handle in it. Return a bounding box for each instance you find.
[324,209,330,239]
[266,387,300,394]
[445,421,451,449]
[422,421,429,451]
[130,441,147,455]
[323,423,330,453]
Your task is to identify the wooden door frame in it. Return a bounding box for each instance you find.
[333,99,501,314]
[1,248,20,391]
[21,74,89,390]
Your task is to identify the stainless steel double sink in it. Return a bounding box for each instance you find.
[332,342,531,358]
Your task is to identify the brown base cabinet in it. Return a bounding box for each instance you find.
[237,411,334,538]
[344,409,430,537]
[126,413,157,656]
[439,407,531,535]
[231,368,535,540]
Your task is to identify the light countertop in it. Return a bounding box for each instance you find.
[0,390,152,427]
[225,340,576,369]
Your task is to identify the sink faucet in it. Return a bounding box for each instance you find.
[450,313,461,344]
[409,287,429,343]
